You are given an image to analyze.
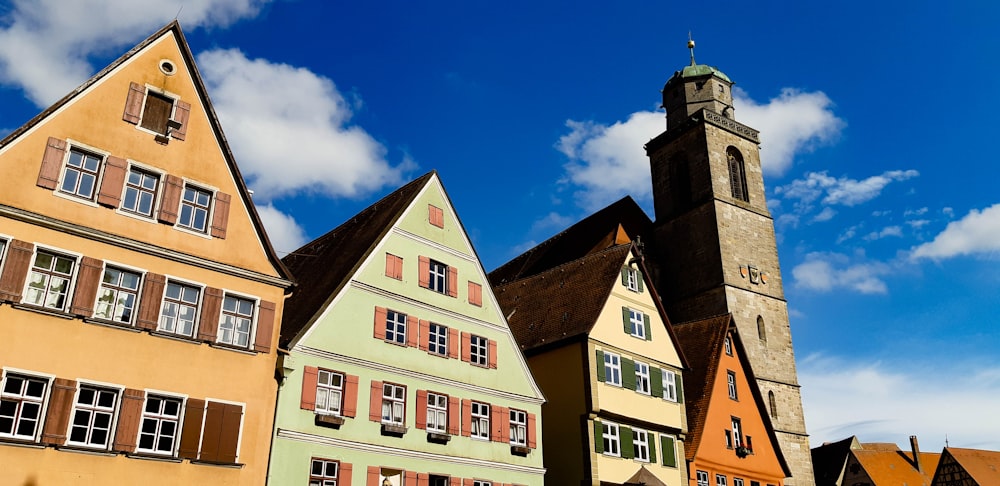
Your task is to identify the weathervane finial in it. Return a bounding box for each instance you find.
[688,32,696,66]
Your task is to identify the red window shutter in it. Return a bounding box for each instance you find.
[447,267,458,298]
[406,315,418,347]
[253,300,276,353]
[488,339,498,369]
[40,378,76,446]
[96,156,127,207]
[527,413,537,448]
[418,473,429,486]
[157,174,183,224]
[36,137,67,190]
[461,399,471,437]
[447,395,460,435]
[300,366,318,410]
[369,380,383,422]
[468,282,482,307]
[171,100,191,141]
[123,82,145,124]
[343,374,359,418]
[461,332,471,363]
[450,478,462,486]
[0,239,33,303]
[448,328,459,359]
[491,404,504,443]
[418,319,430,351]
[197,287,223,342]
[112,388,145,452]
[415,390,427,430]
[405,471,417,485]
[464,479,475,486]
[367,466,380,486]
[500,407,511,443]
[135,273,166,330]
[178,398,206,460]
[429,204,444,228]
[210,192,231,239]
[418,256,430,288]
[340,463,353,486]
[373,307,387,340]
[385,253,403,280]
[69,256,103,317]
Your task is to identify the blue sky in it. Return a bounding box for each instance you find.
[2,1,998,452]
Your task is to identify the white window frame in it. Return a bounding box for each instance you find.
[315,370,344,416]
[58,146,104,202]
[217,293,257,348]
[119,163,161,218]
[66,384,120,449]
[23,248,77,311]
[632,428,650,462]
[509,408,527,447]
[626,267,640,292]
[727,371,738,400]
[470,401,490,440]
[603,352,622,386]
[725,335,733,355]
[94,265,142,324]
[426,392,448,433]
[628,308,645,339]
[385,310,407,345]
[732,417,743,448]
[601,421,620,457]
[136,394,183,456]
[717,474,728,486]
[662,369,678,402]
[309,457,339,486]
[696,471,709,486]
[158,280,202,337]
[469,335,488,366]
[473,481,492,486]
[136,86,179,136]
[635,361,651,395]
[734,479,745,486]
[428,260,448,294]
[0,371,50,441]
[177,184,213,234]
[428,323,448,356]
[381,383,406,426]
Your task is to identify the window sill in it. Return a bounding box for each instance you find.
[58,445,117,457]
[380,423,408,437]
[208,342,256,355]
[315,414,345,429]
[84,317,142,332]
[510,445,531,456]
[0,437,45,449]
[173,225,213,240]
[191,460,244,469]
[11,304,75,319]
[150,331,199,345]
[426,432,451,444]
[127,452,183,463]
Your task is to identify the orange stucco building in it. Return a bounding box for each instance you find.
[0,22,293,484]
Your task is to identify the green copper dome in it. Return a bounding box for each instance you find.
[676,63,731,83]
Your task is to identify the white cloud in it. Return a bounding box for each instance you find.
[863,225,902,241]
[734,87,845,176]
[811,207,837,222]
[800,355,1000,451]
[255,203,308,257]
[198,48,410,200]
[530,211,575,235]
[904,207,928,217]
[0,0,268,106]
[911,203,1000,260]
[907,219,930,229]
[775,170,919,208]
[791,252,890,294]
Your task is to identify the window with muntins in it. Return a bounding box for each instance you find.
[428,323,448,356]
[734,479,745,486]
[727,371,738,400]
[470,402,490,440]
[121,168,159,217]
[24,250,75,310]
[732,417,743,448]
[727,147,748,202]
[473,481,491,486]
[68,386,117,449]
[469,334,488,366]
[309,458,339,486]
[697,471,709,486]
[717,474,728,486]
[137,395,181,455]
[95,266,140,324]
[385,310,407,345]
[218,294,254,347]
[158,281,200,337]
[724,336,733,355]
[59,148,102,200]
[428,260,448,294]
[316,370,344,415]
[633,428,650,462]
[604,352,622,386]
[662,370,677,401]
[634,362,651,395]
[602,422,620,456]
[625,268,640,292]
[381,383,405,425]
[426,392,448,433]
[0,373,47,440]
[628,308,645,339]
[178,185,211,233]
[510,409,527,447]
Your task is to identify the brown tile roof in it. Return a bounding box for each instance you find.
[624,465,669,486]
[489,196,652,285]
[811,436,861,485]
[942,447,1000,485]
[853,448,939,486]
[279,171,434,347]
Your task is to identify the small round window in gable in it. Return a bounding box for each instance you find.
[159,59,176,76]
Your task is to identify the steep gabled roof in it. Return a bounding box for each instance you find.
[939,447,1000,485]
[811,436,861,486]
[852,446,939,486]
[280,172,435,348]
[0,21,293,286]
[672,314,791,477]
[489,196,652,285]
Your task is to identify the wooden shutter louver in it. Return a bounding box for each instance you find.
[0,239,34,303]
[461,332,471,363]
[70,256,103,317]
[622,358,636,390]
[157,175,183,224]
[340,463,353,485]
[650,367,663,398]
[405,472,417,486]
[594,420,604,453]
[527,413,537,448]
[595,350,605,382]
[406,315,418,347]
[343,374,359,418]
[178,398,206,460]
[418,256,430,288]
[366,466,380,486]
[300,366,318,410]
[491,405,504,442]
[649,432,657,464]
[661,435,677,467]
[447,266,458,298]
[418,319,430,351]
[488,339,497,369]
[40,378,76,446]
[468,282,482,307]
[253,300,276,353]
[448,328,459,358]
[415,390,428,430]
[122,82,145,124]
[197,287,223,343]
[622,307,632,334]
[373,307,387,340]
[643,313,652,341]
[620,426,633,459]
[369,380,383,422]
[447,395,460,435]
[461,399,471,437]
[112,388,145,452]
[36,137,67,190]
[97,156,127,207]
[210,192,231,239]
[200,401,242,464]
[135,273,165,330]
[170,100,191,141]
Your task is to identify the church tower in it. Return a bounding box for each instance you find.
[645,40,815,485]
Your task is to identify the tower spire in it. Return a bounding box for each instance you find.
[688,32,696,66]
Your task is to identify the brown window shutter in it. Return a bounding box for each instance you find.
[527,412,537,448]
[178,398,205,460]
[367,466,380,486]
[135,273,165,330]
[157,175,183,224]
[343,374,359,418]
[253,300,276,353]
[405,471,417,485]
[447,395,460,435]
[500,407,510,443]
[0,240,34,303]
[204,402,242,464]
[37,137,67,190]
[491,404,504,442]
[112,388,145,453]
[447,267,458,298]
[197,287,223,342]
[468,282,482,307]
[300,366,318,410]
[448,328,459,359]
[170,100,191,141]
[488,340,498,369]
[210,192,231,239]
[40,378,76,446]
[418,473,429,486]
[340,463,353,486]
[70,256,103,317]
[96,156,127,207]
[406,315,418,348]
[373,307,387,340]
[418,256,430,288]
[461,332,471,363]
[418,319,430,351]
[464,479,475,486]
[415,390,427,430]
[368,380,383,422]
[450,478,462,486]
[461,399,471,437]
[123,82,145,124]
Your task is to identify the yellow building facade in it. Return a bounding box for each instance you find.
[0,22,292,484]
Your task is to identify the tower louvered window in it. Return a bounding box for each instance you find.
[727,147,749,202]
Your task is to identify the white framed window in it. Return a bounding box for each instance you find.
[24,250,75,311]
[309,457,339,486]
[603,352,622,386]
[95,266,141,324]
[625,268,640,292]
[727,371,738,400]
[139,90,176,135]
[428,475,450,486]
[716,474,728,486]
[601,421,620,456]
[0,373,48,440]
[137,395,182,455]
[426,392,448,433]
[59,147,103,200]
[628,308,645,339]
[315,370,344,415]
[428,260,448,294]
[428,323,448,356]
[732,417,743,448]
[178,185,212,233]
[635,361,650,395]
[158,281,200,337]
[381,383,405,426]
[724,335,733,355]
[662,369,678,402]
[696,471,709,486]
[509,409,527,447]
[218,294,255,347]
[473,481,492,486]
[121,167,159,217]
[733,479,745,486]
[68,386,118,449]
[469,335,488,366]
[470,401,490,440]
[385,310,407,344]
[632,428,650,462]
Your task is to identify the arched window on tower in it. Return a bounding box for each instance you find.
[727,147,749,202]
[768,391,777,418]
[757,315,767,343]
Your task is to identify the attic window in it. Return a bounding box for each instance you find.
[159,59,176,76]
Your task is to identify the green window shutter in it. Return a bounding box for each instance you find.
[621,267,629,286]
[620,426,634,459]
[594,420,604,453]
[661,435,677,467]
[622,307,631,334]
[643,313,652,341]
[649,432,657,464]
[677,376,684,403]
[637,272,644,292]
[650,367,663,398]
[596,350,606,382]
[622,358,636,390]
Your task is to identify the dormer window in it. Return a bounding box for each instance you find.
[123,82,190,141]
[140,91,173,135]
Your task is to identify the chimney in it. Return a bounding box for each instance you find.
[909,435,922,473]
